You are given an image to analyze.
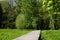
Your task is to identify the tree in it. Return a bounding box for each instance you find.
[0,3,3,28]
[16,0,39,29]
[41,0,55,29]
[0,1,10,28]
[0,1,19,29]
[53,0,60,29]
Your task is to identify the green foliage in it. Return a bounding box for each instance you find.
[0,29,32,40]
[53,0,60,12]
[0,1,19,28]
[0,1,9,28]
[53,13,60,29]
[16,14,27,29]
[6,7,18,28]
[49,15,54,30]
[16,14,37,29]
[0,0,60,29]
[41,30,60,40]
[42,0,55,29]
[16,0,38,29]
[32,17,37,29]
[0,1,9,13]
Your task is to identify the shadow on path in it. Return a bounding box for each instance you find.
[38,34,42,40]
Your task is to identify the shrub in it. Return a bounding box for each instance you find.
[16,14,27,29]
[16,13,38,29]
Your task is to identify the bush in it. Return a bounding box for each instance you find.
[16,14,31,29]
[16,13,38,29]
[16,14,27,29]
[32,17,38,29]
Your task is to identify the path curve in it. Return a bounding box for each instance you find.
[13,30,40,40]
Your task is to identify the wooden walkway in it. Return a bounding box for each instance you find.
[13,30,40,40]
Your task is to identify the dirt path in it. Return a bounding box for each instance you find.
[13,30,40,40]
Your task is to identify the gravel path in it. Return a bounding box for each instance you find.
[13,30,40,40]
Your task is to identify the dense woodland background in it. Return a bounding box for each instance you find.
[0,0,60,30]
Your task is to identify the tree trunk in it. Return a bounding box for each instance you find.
[49,15,54,30]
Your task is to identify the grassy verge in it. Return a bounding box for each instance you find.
[41,30,60,40]
[0,29,32,40]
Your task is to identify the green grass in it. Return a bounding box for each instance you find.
[41,30,60,40]
[0,29,32,40]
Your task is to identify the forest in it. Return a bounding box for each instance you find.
[0,0,60,30]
